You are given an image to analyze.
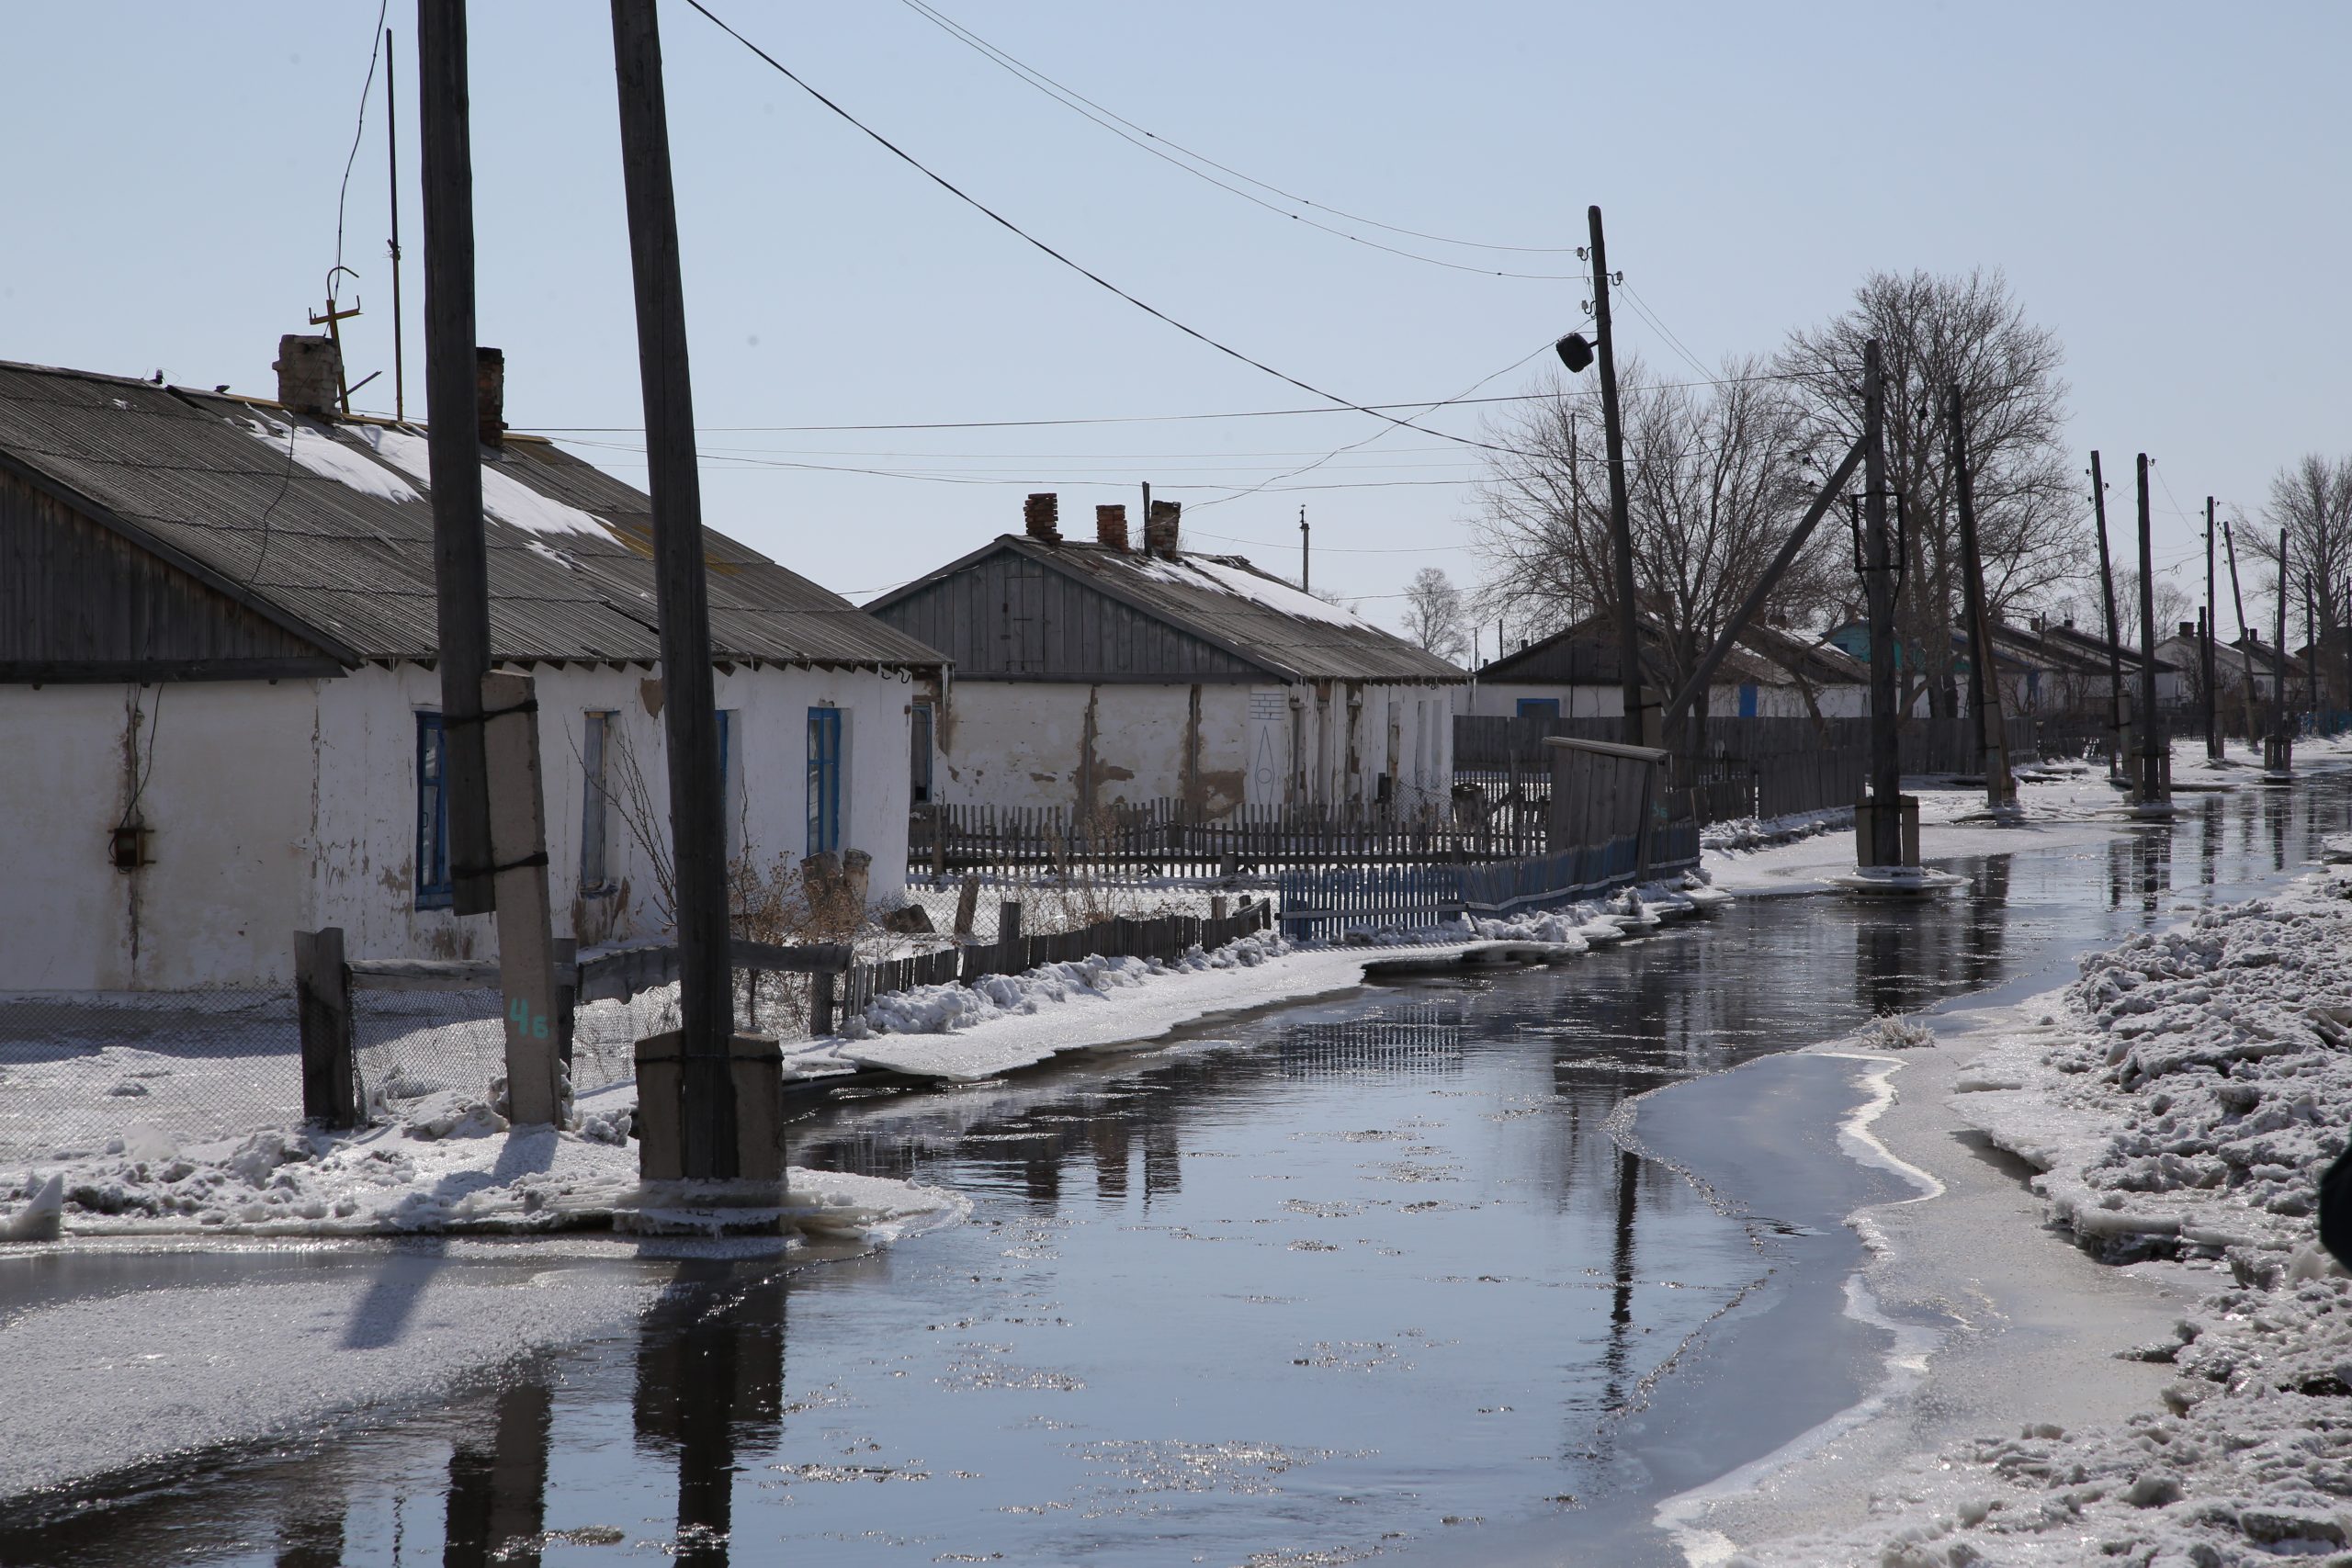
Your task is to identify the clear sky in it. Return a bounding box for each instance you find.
[4,3,2344,647]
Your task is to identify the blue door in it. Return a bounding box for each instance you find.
[807,706,842,855]
[1737,682,1758,718]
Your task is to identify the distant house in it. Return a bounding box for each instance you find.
[2153,624,2303,716]
[0,351,943,989]
[1821,617,2168,721]
[864,495,1466,818]
[1470,616,1870,720]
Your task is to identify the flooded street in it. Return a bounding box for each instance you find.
[5,780,2349,1567]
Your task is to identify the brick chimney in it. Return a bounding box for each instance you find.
[2179,621,2198,640]
[476,347,505,447]
[1144,498,1182,559]
[273,334,340,414]
[1094,503,1129,552]
[1023,491,1061,545]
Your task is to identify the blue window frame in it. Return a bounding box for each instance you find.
[807,705,842,855]
[416,711,453,909]
[1516,697,1561,719]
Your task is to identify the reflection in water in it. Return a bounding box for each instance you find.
[631,1268,786,1568]
[444,1381,550,1566]
[4,777,2350,1568]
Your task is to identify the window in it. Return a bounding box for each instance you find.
[1516,697,1560,719]
[580,711,615,895]
[909,701,934,806]
[807,705,842,855]
[718,709,741,860]
[415,711,452,910]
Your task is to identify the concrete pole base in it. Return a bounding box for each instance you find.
[632,1031,785,1183]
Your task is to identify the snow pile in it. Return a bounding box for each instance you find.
[1962,878,2352,1267]
[1703,806,1854,854]
[847,934,1291,1041]
[0,1090,966,1242]
[1727,864,2352,1567]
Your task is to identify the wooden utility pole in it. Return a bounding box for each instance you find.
[2204,498,2220,758]
[2090,452,2126,775]
[612,0,739,1179]
[2224,518,2253,741]
[1586,206,1648,747]
[1950,387,2013,811]
[1860,339,1906,864]
[2133,456,2167,806]
[1298,505,1309,593]
[2277,528,2291,735]
[386,28,407,423]
[416,0,495,917]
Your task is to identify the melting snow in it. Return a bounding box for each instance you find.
[1126,553,1380,631]
[356,423,617,540]
[242,415,423,505]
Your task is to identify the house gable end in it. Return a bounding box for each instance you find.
[0,467,345,680]
[867,544,1269,682]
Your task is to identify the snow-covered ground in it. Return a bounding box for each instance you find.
[1700,845,2352,1566]
[1703,765,2164,897]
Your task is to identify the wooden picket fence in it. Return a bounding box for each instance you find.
[911,797,1548,880]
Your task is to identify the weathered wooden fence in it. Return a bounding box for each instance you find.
[912,797,1547,880]
[839,899,1276,1016]
[1456,713,2042,774]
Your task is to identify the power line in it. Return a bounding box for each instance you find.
[332,2,393,279]
[682,0,1533,460]
[1190,341,1551,513]
[891,0,1578,278]
[502,373,1804,439]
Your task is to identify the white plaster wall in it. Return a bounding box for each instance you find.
[931,678,1463,817]
[0,681,320,990]
[1,660,918,990]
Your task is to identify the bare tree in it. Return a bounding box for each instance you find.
[1399,567,1468,662]
[2251,456,2352,706]
[1473,355,1829,713]
[1780,269,2083,717]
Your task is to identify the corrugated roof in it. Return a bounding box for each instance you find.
[0,359,942,670]
[1478,615,1867,690]
[874,535,1465,683]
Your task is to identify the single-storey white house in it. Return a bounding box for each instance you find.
[864,495,1467,818]
[0,354,944,990]
[1468,616,1871,720]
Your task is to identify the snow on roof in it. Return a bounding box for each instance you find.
[242,414,422,506]
[356,424,616,541]
[1126,551,1378,631]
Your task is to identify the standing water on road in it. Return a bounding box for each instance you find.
[3,780,2347,1567]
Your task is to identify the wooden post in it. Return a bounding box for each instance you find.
[2090,452,2126,775]
[2134,456,2168,806]
[481,671,563,1124]
[1587,206,1648,749]
[294,927,360,1130]
[1951,386,2015,810]
[611,0,737,1179]
[416,0,496,918]
[999,898,1023,973]
[2205,498,2222,759]
[1860,339,1908,864]
[952,873,979,937]
[552,935,578,1071]
[385,28,407,423]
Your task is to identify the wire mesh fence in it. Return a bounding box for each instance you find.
[0,988,302,1165]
